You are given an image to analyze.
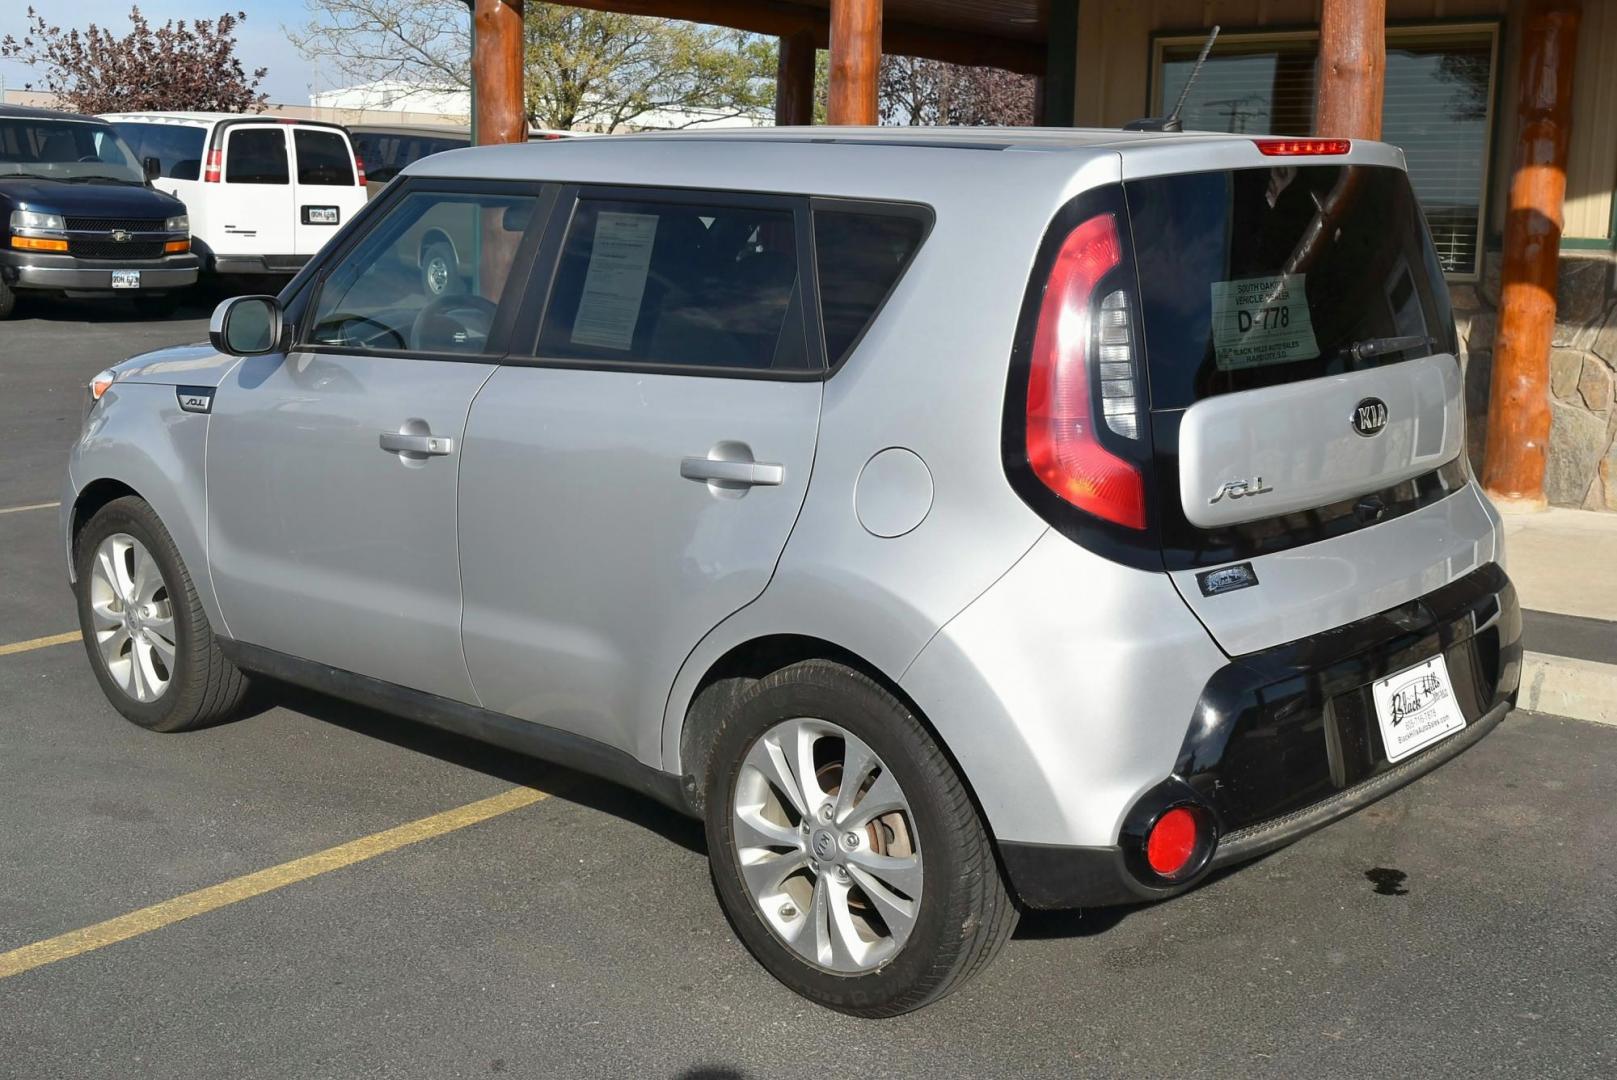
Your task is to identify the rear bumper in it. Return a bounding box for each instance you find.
[0,250,198,293]
[999,560,1522,909]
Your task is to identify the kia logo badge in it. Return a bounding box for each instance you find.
[1352,397,1389,437]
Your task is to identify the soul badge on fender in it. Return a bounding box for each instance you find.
[175,386,215,414]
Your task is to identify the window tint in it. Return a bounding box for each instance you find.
[111,122,205,180]
[225,128,288,185]
[309,190,536,355]
[813,209,926,367]
[355,133,470,184]
[294,129,354,185]
[538,197,809,373]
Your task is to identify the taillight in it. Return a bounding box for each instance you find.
[1253,138,1351,156]
[1024,212,1146,529]
[354,153,367,185]
[203,147,223,182]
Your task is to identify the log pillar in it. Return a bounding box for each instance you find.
[1482,0,1582,508]
[473,0,526,145]
[776,29,817,126]
[1316,0,1385,139]
[827,0,881,125]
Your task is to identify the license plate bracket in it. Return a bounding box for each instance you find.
[110,269,141,290]
[1372,655,1466,763]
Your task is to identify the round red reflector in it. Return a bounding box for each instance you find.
[1146,807,1200,877]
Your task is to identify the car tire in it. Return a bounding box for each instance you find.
[0,277,16,320]
[704,660,1017,1017]
[73,496,251,733]
[420,240,462,298]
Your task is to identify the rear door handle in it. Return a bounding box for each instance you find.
[380,432,456,456]
[680,457,784,487]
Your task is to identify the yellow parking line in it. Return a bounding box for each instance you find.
[0,501,59,515]
[0,631,81,657]
[0,786,549,981]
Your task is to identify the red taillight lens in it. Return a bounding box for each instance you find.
[203,147,223,182]
[354,153,367,185]
[1146,807,1200,877]
[1254,138,1351,156]
[1025,212,1146,529]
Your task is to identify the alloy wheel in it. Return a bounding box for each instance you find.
[88,532,176,703]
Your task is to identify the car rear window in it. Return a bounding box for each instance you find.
[294,129,354,186]
[1125,165,1455,411]
[538,196,810,373]
[812,207,927,367]
[111,122,206,180]
[226,129,288,185]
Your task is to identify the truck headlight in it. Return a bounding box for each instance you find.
[10,210,65,231]
[164,214,189,233]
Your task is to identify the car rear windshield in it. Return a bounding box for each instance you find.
[1125,165,1455,411]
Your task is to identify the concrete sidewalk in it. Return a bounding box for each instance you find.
[1503,507,1617,726]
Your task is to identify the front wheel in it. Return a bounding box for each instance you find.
[73,496,251,732]
[704,660,1017,1017]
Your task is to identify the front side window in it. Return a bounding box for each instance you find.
[294,129,354,186]
[1155,26,1497,277]
[226,128,289,185]
[0,119,145,183]
[537,196,810,373]
[111,122,206,180]
[309,189,536,355]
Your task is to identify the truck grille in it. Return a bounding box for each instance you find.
[64,217,168,232]
[71,240,167,259]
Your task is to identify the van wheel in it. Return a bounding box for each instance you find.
[73,496,251,732]
[704,660,1017,1017]
[0,278,16,320]
[420,241,461,298]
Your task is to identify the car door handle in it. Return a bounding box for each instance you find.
[680,457,784,486]
[380,432,456,456]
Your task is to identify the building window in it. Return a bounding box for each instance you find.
[1153,24,1499,280]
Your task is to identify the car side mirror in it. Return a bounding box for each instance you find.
[143,156,161,180]
[210,296,284,357]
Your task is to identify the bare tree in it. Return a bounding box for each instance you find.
[1,6,268,114]
[291,0,775,131]
[878,55,1035,127]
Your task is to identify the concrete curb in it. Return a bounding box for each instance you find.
[1521,651,1617,728]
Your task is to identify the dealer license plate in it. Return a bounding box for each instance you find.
[110,270,141,290]
[1372,655,1466,763]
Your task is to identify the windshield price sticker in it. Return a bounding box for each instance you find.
[1210,274,1320,371]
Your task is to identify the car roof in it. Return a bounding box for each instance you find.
[0,103,111,124]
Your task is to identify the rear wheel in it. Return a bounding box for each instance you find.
[704,660,1017,1017]
[73,496,250,732]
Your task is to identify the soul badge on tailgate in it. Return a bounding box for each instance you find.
[176,386,215,414]
[1196,562,1259,597]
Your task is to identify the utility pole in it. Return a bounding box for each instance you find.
[827,0,880,124]
[471,0,525,145]
[1316,0,1386,139]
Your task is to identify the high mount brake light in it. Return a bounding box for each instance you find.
[1254,138,1351,156]
[1024,212,1147,530]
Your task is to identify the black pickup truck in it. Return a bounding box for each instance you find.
[0,104,198,319]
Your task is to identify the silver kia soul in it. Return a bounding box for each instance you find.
[64,128,1522,1016]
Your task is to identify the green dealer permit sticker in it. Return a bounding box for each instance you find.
[1210,274,1320,371]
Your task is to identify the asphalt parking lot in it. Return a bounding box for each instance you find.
[2,296,1615,1079]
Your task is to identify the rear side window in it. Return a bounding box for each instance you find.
[538,196,810,373]
[225,129,288,185]
[812,208,927,367]
[1126,165,1455,410]
[294,129,354,186]
[111,122,206,180]
[355,134,469,184]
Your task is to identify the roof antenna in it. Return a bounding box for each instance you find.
[1124,25,1220,133]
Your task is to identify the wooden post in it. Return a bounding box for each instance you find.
[1482,0,1582,508]
[473,0,526,145]
[776,30,817,126]
[1316,0,1385,139]
[827,0,880,125]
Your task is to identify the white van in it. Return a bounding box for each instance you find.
[102,113,368,278]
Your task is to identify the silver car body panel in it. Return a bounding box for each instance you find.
[1179,352,1465,528]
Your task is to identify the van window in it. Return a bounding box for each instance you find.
[111,122,206,180]
[538,196,809,373]
[1126,165,1455,410]
[308,190,536,355]
[294,129,354,186]
[225,129,288,185]
[812,208,927,368]
[353,133,469,184]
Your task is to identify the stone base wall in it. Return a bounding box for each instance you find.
[1452,250,1617,511]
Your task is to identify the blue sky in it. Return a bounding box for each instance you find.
[0,1,363,104]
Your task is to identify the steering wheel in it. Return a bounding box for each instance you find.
[319,313,408,351]
[411,293,498,352]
